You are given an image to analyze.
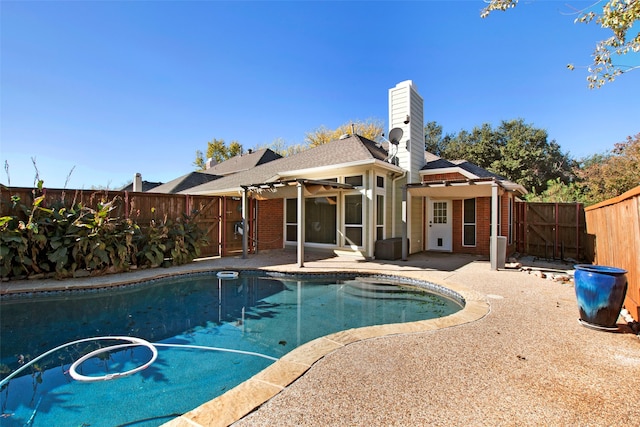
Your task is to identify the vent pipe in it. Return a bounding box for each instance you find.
[133,173,142,192]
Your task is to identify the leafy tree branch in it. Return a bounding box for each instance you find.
[482,0,640,87]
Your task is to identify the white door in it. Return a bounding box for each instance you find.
[428,200,452,251]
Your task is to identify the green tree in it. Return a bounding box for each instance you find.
[491,119,573,194]
[482,0,640,88]
[305,119,384,147]
[424,121,458,157]
[575,133,640,204]
[524,178,588,203]
[434,119,574,194]
[193,138,244,170]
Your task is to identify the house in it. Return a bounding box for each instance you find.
[178,81,526,268]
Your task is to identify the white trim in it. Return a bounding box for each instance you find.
[278,159,402,179]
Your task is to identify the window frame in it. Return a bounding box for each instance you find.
[462,198,476,247]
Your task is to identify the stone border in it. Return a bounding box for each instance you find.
[160,271,489,427]
[1,268,489,427]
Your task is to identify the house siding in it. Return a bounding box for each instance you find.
[257,199,284,251]
[409,196,423,253]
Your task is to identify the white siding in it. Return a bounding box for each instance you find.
[388,80,425,184]
[410,195,423,253]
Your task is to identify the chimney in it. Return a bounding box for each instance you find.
[205,158,217,169]
[388,80,424,183]
[133,173,142,192]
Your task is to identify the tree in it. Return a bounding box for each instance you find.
[482,0,640,88]
[575,133,640,203]
[193,138,244,170]
[524,178,588,203]
[429,119,574,194]
[424,121,451,156]
[305,119,384,147]
[262,138,308,157]
[491,119,574,194]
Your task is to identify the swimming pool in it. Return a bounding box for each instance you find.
[0,270,463,427]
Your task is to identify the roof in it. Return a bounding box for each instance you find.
[119,180,163,192]
[417,153,526,196]
[184,134,396,195]
[422,156,506,180]
[204,148,282,176]
[148,171,221,194]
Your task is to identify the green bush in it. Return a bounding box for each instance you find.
[0,187,208,280]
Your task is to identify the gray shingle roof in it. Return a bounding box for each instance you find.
[204,148,282,176]
[451,160,505,180]
[184,134,390,195]
[119,181,164,192]
[148,172,222,194]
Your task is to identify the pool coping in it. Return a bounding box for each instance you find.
[160,269,489,427]
[1,266,489,427]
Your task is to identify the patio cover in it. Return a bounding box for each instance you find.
[240,179,355,267]
[405,177,526,270]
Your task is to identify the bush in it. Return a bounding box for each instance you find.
[0,187,208,280]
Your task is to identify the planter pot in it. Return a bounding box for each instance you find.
[574,264,628,330]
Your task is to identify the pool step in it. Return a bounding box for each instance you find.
[340,280,421,300]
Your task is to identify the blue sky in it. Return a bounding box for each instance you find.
[1,1,638,189]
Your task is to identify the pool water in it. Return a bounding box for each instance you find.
[0,271,462,427]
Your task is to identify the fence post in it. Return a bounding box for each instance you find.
[555,203,559,259]
[576,203,580,261]
[124,191,129,220]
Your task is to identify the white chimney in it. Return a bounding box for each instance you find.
[388,80,425,183]
[133,173,142,192]
[205,158,217,169]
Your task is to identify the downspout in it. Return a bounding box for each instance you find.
[241,188,249,259]
[402,183,408,261]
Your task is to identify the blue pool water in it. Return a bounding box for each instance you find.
[0,271,463,427]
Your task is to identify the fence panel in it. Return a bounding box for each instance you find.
[1,186,221,258]
[515,202,587,261]
[584,186,640,322]
[190,195,220,257]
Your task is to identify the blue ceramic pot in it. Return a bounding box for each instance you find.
[574,264,628,329]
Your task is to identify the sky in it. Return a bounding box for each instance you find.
[1,0,639,190]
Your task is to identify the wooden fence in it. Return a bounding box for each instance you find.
[0,186,221,257]
[584,185,640,323]
[514,202,589,261]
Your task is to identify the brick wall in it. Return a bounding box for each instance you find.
[452,194,516,257]
[257,198,284,250]
[422,172,467,182]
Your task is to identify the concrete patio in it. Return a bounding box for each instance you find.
[2,250,639,426]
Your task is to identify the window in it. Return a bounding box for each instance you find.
[285,199,297,242]
[306,197,337,244]
[376,195,384,241]
[463,198,476,246]
[376,176,385,188]
[433,201,448,224]
[345,175,363,187]
[344,194,363,246]
[286,197,337,244]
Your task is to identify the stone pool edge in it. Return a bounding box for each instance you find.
[160,272,489,427]
[0,266,489,427]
